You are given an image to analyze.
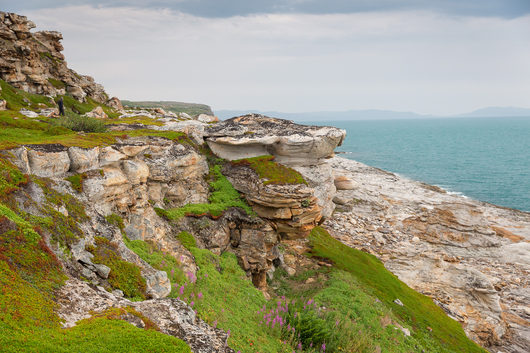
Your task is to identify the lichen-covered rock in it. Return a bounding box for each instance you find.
[26,144,70,177]
[68,147,99,173]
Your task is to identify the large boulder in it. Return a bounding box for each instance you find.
[205,114,346,218]
[205,114,345,165]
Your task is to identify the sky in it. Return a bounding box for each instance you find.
[3,0,530,115]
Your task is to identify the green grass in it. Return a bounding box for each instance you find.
[0,79,54,110]
[307,226,486,353]
[176,231,196,250]
[65,173,86,193]
[160,164,253,220]
[124,237,186,289]
[180,248,290,353]
[231,155,307,185]
[0,156,29,197]
[105,115,164,126]
[87,237,147,300]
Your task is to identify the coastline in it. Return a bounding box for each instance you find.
[327,155,530,352]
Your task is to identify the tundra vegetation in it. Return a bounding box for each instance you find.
[0,79,486,352]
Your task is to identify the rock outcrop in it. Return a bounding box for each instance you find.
[0,12,109,102]
[205,114,346,218]
[222,161,322,239]
[56,278,234,353]
[325,156,530,353]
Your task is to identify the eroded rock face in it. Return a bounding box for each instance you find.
[0,12,108,102]
[325,156,530,353]
[205,114,346,218]
[4,136,209,297]
[223,162,321,240]
[179,208,281,290]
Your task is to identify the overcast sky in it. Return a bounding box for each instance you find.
[3,1,530,115]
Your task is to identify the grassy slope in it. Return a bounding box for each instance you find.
[121,100,214,116]
[307,226,486,353]
[0,156,190,352]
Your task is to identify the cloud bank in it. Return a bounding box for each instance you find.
[19,5,530,114]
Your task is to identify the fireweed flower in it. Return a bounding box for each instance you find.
[321,343,326,351]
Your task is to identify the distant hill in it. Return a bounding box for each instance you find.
[122,100,213,117]
[216,109,430,121]
[216,106,530,121]
[457,106,530,117]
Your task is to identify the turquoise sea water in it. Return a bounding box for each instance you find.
[308,117,530,212]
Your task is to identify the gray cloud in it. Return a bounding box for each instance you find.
[5,0,530,18]
[21,6,530,115]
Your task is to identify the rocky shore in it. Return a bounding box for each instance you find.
[326,156,530,353]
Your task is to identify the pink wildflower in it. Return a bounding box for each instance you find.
[198,292,203,299]
[190,301,194,306]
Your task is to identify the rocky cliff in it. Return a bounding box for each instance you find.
[0,12,108,102]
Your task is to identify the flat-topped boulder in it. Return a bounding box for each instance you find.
[205,114,346,218]
[204,114,345,165]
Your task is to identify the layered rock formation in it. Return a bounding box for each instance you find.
[325,156,530,353]
[204,114,346,218]
[0,12,109,102]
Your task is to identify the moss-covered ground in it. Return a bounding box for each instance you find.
[231,155,308,185]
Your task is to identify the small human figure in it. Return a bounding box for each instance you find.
[58,97,65,116]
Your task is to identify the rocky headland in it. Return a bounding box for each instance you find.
[0,11,528,353]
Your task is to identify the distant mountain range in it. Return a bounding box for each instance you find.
[215,106,530,121]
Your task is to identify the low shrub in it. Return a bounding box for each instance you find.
[53,111,107,133]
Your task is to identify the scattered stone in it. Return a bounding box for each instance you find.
[334,175,357,190]
[19,108,38,117]
[394,298,404,306]
[84,106,108,119]
[0,99,6,110]
[197,114,219,123]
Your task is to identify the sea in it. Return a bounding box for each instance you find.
[306,117,530,212]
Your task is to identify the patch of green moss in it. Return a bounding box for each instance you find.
[87,237,147,300]
[307,226,486,353]
[105,213,125,233]
[65,173,86,193]
[231,155,307,185]
[105,116,164,126]
[176,231,196,250]
[160,164,253,220]
[47,77,65,89]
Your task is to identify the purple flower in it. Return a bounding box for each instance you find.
[179,285,185,295]
[204,273,208,278]
[335,319,339,327]
[213,320,217,328]
[198,292,203,299]
[190,301,194,306]
[297,342,302,350]
[227,329,231,337]
[321,343,326,352]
